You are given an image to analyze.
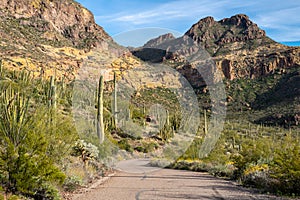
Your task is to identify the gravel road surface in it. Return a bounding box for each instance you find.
[71,159,295,200]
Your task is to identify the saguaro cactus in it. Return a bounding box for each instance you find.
[97,75,104,144]
[113,71,118,128]
[166,109,170,127]
[0,59,3,77]
[48,75,56,109]
[204,109,208,134]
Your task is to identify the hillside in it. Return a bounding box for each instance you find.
[186,14,300,80]
[134,14,300,81]
[0,1,299,198]
[132,14,300,127]
[0,0,136,81]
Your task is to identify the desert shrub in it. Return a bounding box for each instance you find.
[134,146,144,152]
[117,139,133,153]
[63,175,83,192]
[142,141,158,153]
[0,70,70,198]
[231,137,273,179]
[71,140,99,167]
[33,183,61,200]
[269,135,300,195]
[242,163,270,189]
[208,164,236,178]
[0,62,79,199]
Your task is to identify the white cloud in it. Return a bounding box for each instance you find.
[94,0,300,41]
[253,6,300,41]
[96,0,238,25]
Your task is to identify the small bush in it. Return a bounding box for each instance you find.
[63,176,83,192]
[242,164,270,189]
[134,146,144,152]
[118,139,133,153]
[269,137,300,195]
[71,140,99,163]
[33,183,61,200]
[142,141,158,153]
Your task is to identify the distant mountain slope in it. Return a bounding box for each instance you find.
[133,14,300,82]
[131,14,300,127]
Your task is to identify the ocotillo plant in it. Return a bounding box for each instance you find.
[97,75,104,144]
[113,71,118,128]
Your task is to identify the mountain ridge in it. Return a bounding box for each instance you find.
[133,14,300,82]
[0,1,299,87]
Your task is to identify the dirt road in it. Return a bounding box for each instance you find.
[71,159,292,200]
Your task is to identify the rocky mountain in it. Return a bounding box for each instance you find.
[134,14,300,82]
[0,0,111,47]
[187,14,300,80]
[143,33,176,48]
[0,0,132,81]
[131,14,300,126]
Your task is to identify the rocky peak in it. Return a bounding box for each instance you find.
[143,33,176,48]
[220,14,251,27]
[133,14,300,85]
[0,0,111,48]
[185,14,267,52]
[0,0,124,82]
[194,16,216,28]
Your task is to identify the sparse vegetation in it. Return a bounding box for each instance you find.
[170,67,300,196]
[0,66,109,199]
[0,4,299,198]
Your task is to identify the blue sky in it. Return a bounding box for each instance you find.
[76,0,300,47]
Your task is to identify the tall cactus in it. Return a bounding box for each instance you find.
[166,109,170,127]
[204,109,208,134]
[48,75,56,109]
[97,75,104,144]
[113,71,118,128]
[48,75,57,129]
[0,59,3,78]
